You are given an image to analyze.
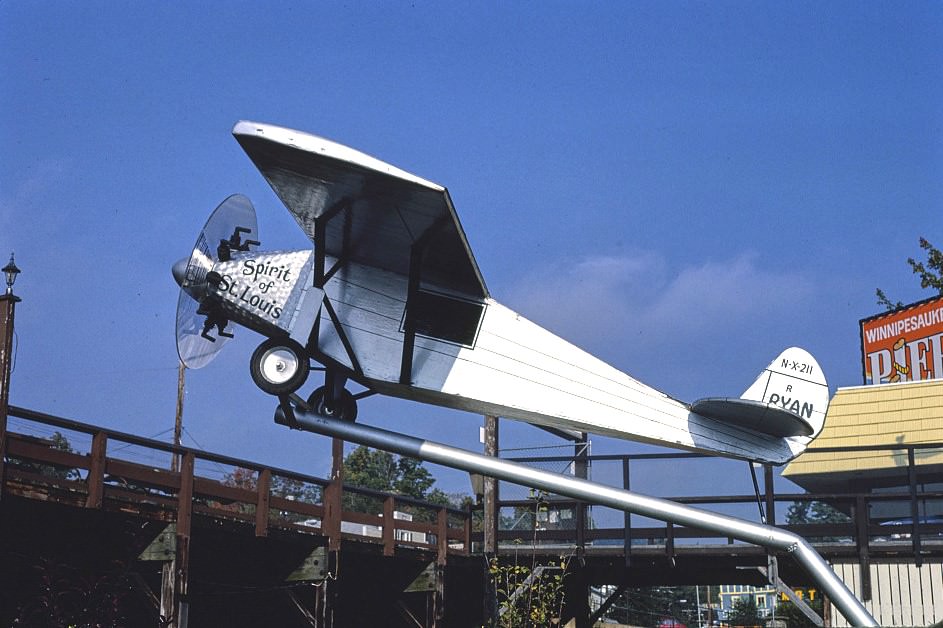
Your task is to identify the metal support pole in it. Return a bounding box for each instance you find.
[276,409,879,627]
[764,464,776,526]
[907,447,922,566]
[622,457,631,567]
[574,433,588,558]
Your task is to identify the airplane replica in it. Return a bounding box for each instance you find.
[173,121,829,465]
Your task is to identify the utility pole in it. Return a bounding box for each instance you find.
[172,361,185,472]
[0,253,22,502]
[163,360,186,626]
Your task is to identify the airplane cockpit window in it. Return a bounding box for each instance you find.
[405,290,486,347]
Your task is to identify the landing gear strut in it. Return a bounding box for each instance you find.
[307,371,358,422]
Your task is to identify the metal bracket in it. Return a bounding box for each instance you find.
[138,523,177,562]
[285,546,329,582]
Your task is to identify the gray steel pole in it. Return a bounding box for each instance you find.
[276,409,878,627]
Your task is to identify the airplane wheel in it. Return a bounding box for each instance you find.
[307,386,358,422]
[250,338,309,396]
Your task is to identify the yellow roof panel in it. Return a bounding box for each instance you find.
[783,379,943,479]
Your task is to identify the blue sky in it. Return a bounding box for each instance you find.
[1,2,941,500]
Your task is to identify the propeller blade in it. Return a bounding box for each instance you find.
[174,194,258,369]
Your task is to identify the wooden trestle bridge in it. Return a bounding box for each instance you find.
[1,406,941,627]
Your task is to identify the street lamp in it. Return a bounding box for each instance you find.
[3,253,20,296]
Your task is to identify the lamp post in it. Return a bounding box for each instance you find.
[0,253,21,500]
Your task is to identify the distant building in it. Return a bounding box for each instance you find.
[717,584,779,619]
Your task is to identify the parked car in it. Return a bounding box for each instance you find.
[877,515,943,540]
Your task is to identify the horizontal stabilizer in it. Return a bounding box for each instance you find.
[690,397,813,437]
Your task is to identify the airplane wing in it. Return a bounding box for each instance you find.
[232,121,488,301]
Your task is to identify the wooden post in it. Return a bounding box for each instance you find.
[175,451,194,628]
[172,362,185,473]
[0,292,19,500]
[318,437,344,628]
[463,503,472,555]
[907,447,923,566]
[324,438,344,551]
[85,431,107,509]
[483,415,499,554]
[255,468,271,537]
[382,495,395,556]
[563,564,590,628]
[435,507,448,626]
[666,522,676,567]
[161,562,175,627]
[854,495,871,602]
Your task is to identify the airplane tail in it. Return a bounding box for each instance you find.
[691,347,829,446]
[739,347,830,439]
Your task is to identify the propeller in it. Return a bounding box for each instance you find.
[173,194,259,369]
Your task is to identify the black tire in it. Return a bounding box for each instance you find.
[307,386,358,421]
[249,338,309,395]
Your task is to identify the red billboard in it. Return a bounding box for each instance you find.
[860,294,943,384]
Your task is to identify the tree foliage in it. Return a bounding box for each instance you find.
[785,500,849,525]
[11,431,81,481]
[726,596,759,627]
[219,448,457,522]
[786,500,851,542]
[489,556,569,627]
[342,445,454,518]
[876,236,943,310]
[776,595,825,628]
[220,467,321,520]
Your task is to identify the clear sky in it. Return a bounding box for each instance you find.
[1,2,940,502]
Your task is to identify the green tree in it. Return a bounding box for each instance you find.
[776,594,825,628]
[11,431,80,480]
[219,468,321,520]
[342,445,456,518]
[786,500,849,525]
[876,236,943,310]
[786,500,851,542]
[726,596,759,627]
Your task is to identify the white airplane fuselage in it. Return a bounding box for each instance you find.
[207,248,814,465]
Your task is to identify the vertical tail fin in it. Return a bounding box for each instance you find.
[740,347,829,439]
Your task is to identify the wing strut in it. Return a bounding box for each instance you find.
[313,197,351,289]
[399,215,450,385]
[307,196,363,378]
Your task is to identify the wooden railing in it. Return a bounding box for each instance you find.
[490,447,943,567]
[1,406,472,560]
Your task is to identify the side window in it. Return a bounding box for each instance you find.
[404,290,486,347]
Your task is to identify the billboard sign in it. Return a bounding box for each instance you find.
[860,294,943,384]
